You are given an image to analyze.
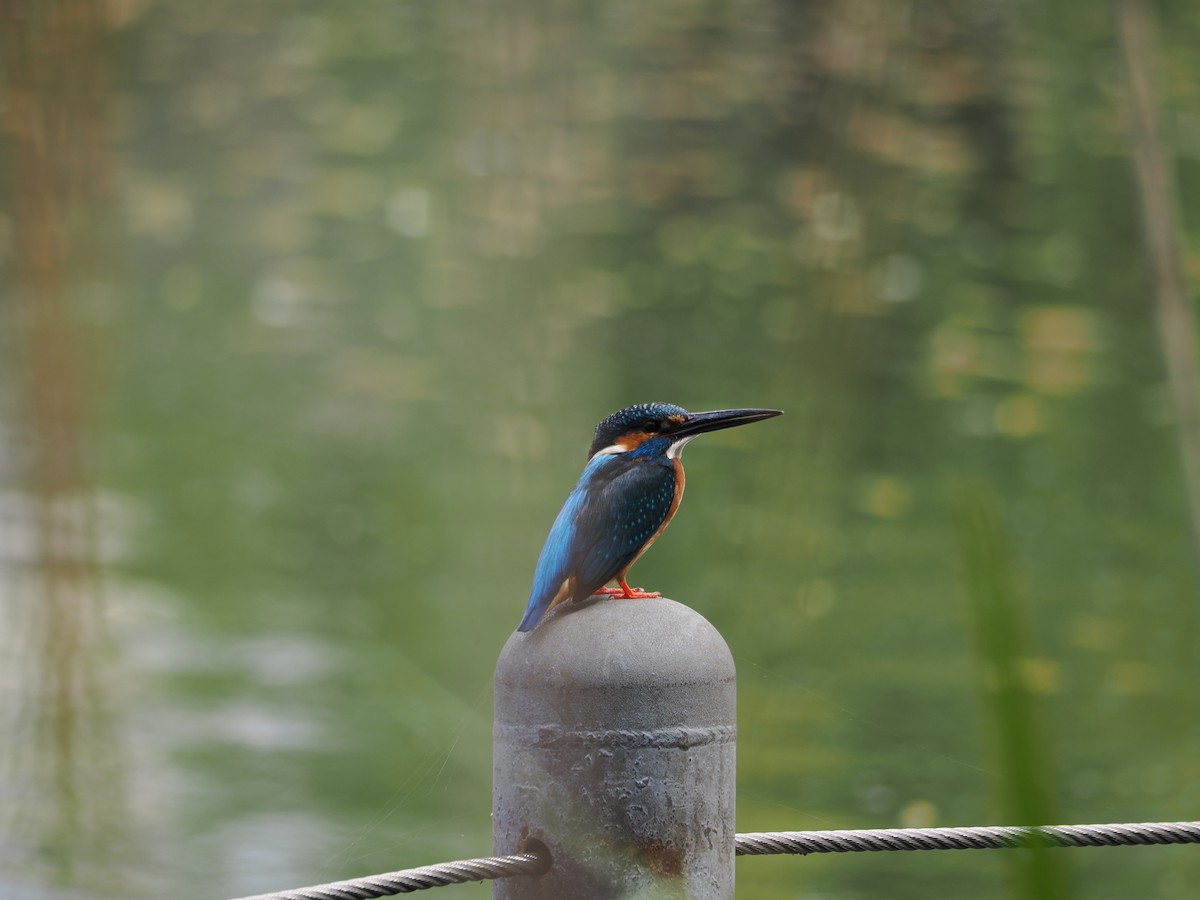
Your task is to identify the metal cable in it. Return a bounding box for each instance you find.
[734,821,1200,856]
[231,821,1200,899]
[231,849,550,900]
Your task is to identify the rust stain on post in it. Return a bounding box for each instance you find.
[640,839,685,878]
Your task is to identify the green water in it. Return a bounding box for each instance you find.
[3,2,1200,898]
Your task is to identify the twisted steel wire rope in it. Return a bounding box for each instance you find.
[233,849,550,900]
[734,820,1200,855]
[232,821,1200,899]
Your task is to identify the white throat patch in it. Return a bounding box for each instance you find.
[667,435,695,459]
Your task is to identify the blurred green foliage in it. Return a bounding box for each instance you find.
[3,0,1200,898]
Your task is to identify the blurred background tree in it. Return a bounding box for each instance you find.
[1,1,1198,898]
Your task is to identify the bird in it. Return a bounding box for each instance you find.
[516,402,783,632]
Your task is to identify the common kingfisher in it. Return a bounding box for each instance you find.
[516,402,783,632]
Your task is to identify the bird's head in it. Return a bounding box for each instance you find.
[587,402,783,461]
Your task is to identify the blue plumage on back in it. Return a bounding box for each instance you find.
[517,454,614,632]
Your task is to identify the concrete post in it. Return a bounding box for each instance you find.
[492,597,736,899]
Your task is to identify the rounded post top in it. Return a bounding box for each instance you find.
[495,597,735,732]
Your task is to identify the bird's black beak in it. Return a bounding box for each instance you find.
[674,407,783,439]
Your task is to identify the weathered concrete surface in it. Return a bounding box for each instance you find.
[493,597,736,899]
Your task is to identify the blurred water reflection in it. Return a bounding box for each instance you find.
[3,1,1200,898]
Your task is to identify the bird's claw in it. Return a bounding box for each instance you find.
[623,588,661,599]
[593,585,661,599]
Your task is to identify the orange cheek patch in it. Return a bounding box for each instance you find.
[618,433,651,451]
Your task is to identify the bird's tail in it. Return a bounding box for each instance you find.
[516,599,547,633]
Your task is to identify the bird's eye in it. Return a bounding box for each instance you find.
[643,421,660,433]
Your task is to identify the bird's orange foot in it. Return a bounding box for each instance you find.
[621,587,661,599]
[593,584,662,599]
[616,576,660,599]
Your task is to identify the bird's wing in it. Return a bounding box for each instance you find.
[517,455,677,632]
[573,458,677,593]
